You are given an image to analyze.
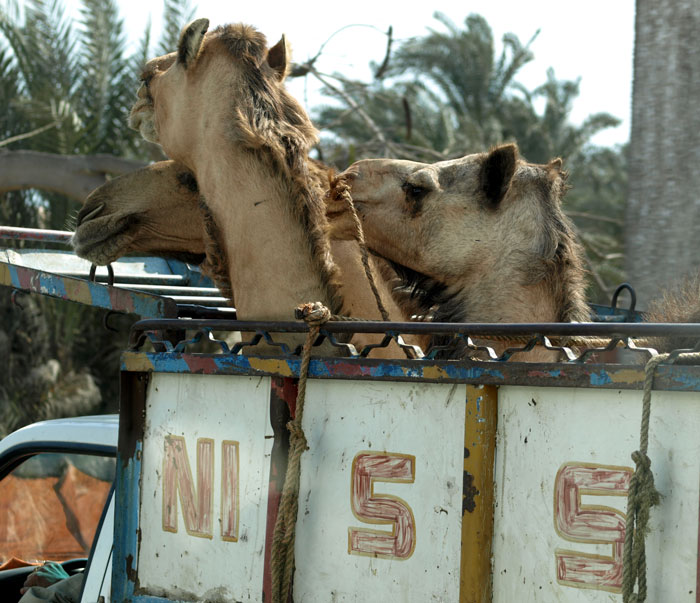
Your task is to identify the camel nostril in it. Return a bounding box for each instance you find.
[77,202,105,226]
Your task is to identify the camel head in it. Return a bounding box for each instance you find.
[71,161,206,266]
[330,144,588,323]
[128,19,318,168]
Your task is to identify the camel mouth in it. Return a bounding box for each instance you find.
[76,202,105,227]
[71,215,139,260]
[128,99,152,126]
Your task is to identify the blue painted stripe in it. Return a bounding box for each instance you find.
[120,352,700,392]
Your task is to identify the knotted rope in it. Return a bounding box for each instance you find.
[269,302,330,603]
[621,353,665,602]
[622,351,700,601]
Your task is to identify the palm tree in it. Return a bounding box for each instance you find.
[309,12,626,302]
[0,0,193,434]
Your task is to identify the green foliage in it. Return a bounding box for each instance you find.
[311,12,627,302]
[0,0,194,432]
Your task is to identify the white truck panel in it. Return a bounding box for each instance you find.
[492,386,700,602]
[137,373,273,600]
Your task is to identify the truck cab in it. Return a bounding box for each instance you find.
[0,415,117,602]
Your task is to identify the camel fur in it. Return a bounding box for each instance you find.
[71,160,412,357]
[129,21,343,331]
[328,144,590,360]
[71,160,233,301]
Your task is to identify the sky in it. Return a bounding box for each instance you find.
[73,0,636,147]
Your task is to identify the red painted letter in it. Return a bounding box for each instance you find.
[162,436,214,538]
[349,452,416,560]
[221,440,239,541]
[554,463,632,592]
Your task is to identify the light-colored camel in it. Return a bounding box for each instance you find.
[129,20,346,334]
[329,143,590,360]
[71,160,233,300]
[72,160,415,356]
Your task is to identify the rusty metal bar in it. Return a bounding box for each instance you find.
[129,318,700,338]
[0,226,73,243]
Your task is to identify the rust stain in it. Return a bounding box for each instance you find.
[126,553,137,583]
[462,470,479,514]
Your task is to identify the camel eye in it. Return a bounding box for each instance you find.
[402,182,429,216]
[402,183,428,202]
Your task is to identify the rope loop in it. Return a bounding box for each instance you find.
[295,300,332,327]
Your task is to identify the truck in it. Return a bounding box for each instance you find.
[2,227,699,602]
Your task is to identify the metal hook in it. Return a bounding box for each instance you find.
[10,289,26,311]
[610,283,637,316]
[103,310,120,333]
[89,263,115,286]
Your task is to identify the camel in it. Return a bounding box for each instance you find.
[71,160,233,301]
[72,161,205,268]
[71,160,416,357]
[128,20,346,339]
[328,143,591,360]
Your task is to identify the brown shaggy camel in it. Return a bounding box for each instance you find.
[71,160,414,356]
[128,20,347,334]
[329,144,591,360]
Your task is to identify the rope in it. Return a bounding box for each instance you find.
[622,351,700,602]
[269,302,330,603]
[331,174,391,322]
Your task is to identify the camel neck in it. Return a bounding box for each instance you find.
[440,272,559,325]
[194,148,339,322]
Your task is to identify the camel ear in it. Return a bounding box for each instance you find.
[267,34,290,80]
[178,18,209,68]
[480,143,518,206]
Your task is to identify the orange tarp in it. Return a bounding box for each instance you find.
[0,465,111,564]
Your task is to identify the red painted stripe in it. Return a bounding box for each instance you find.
[108,287,136,314]
[183,355,219,374]
[16,266,34,290]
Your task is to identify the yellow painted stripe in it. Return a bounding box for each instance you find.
[248,357,295,377]
[421,365,452,380]
[460,384,498,603]
[122,353,155,372]
[0,262,10,286]
[63,277,93,305]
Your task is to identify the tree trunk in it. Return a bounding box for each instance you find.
[626,0,700,306]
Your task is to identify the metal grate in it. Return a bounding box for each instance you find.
[128,318,700,363]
